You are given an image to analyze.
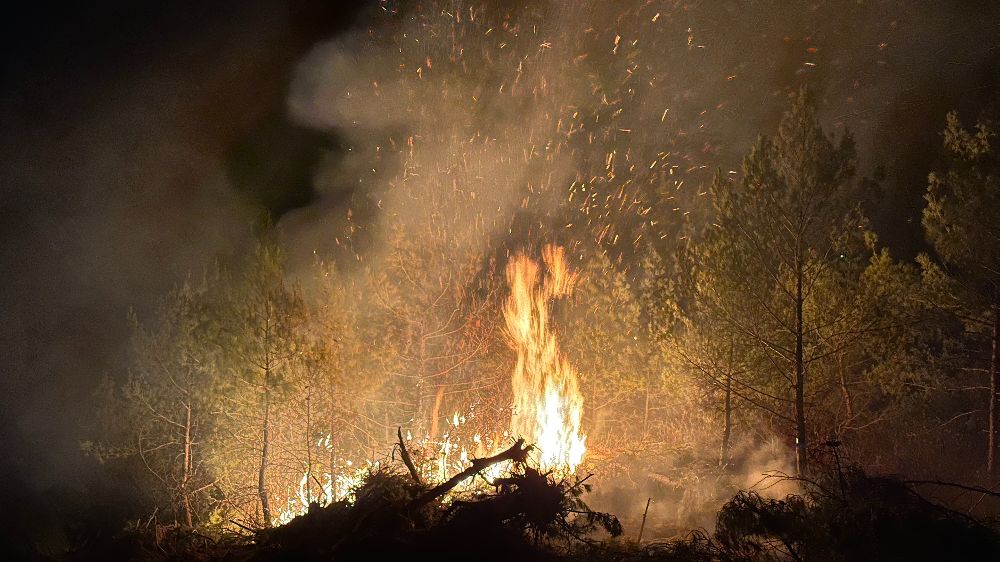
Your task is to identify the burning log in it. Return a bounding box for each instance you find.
[411,438,532,507]
[396,427,422,485]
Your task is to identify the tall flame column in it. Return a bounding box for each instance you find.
[504,245,586,473]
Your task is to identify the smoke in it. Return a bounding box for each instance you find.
[2,0,1000,551]
[278,0,1000,270]
[582,436,799,540]
[272,3,1000,534]
[0,1,366,553]
[279,2,585,268]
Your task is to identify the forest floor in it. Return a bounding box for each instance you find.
[62,444,1000,562]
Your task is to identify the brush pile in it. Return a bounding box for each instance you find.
[73,438,621,561]
[69,451,1000,561]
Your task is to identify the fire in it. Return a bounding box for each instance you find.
[505,245,586,473]
[275,448,374,526]
[275,245,587,526]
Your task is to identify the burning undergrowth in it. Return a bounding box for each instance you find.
[68,451,1000,561]
[73,439,621,561]
[268,243,591,526]
[259,466,618,561]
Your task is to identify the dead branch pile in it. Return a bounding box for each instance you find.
[245,437,619,561]
[67,447,1000,561]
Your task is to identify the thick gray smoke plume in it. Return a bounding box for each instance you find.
[279,0,1000,268]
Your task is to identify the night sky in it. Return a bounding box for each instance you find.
[2,0,1000,551]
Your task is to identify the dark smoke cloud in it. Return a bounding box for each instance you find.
[0,0,367,553]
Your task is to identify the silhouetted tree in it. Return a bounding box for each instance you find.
[86,279,221,527]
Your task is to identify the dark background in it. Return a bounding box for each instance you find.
[0,0,368,553]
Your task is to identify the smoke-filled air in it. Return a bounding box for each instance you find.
[4,0,1000,560]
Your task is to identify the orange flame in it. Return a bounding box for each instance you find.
[505,245,586,473]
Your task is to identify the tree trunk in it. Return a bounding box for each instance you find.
[642,379,650,442]
[384,409,391,444]
[988,295,999,474]
[182,399,194,527]
[305,380,313,506]
[838,352,854,432]
[429,385,445,440]
[721,371,732,468]
[415,329,429,437]
[259,368,272,527]
[329,403,337,504]
[794,259,807,476]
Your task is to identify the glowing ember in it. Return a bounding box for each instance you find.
[505,245,586,473]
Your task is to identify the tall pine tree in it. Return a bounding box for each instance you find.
[922,110,1000,473]
[697,88,866,474]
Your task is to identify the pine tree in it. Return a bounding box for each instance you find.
[922,110,1000,473]
[368,221,495,443]
[88,279,221,526]
[562,251,645,444]
[696,89,867,474]
[213,237,309,527]
[308,257,378,495]
[636,244,679,442]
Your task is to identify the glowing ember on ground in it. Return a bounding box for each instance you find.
[505,245,587,474]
